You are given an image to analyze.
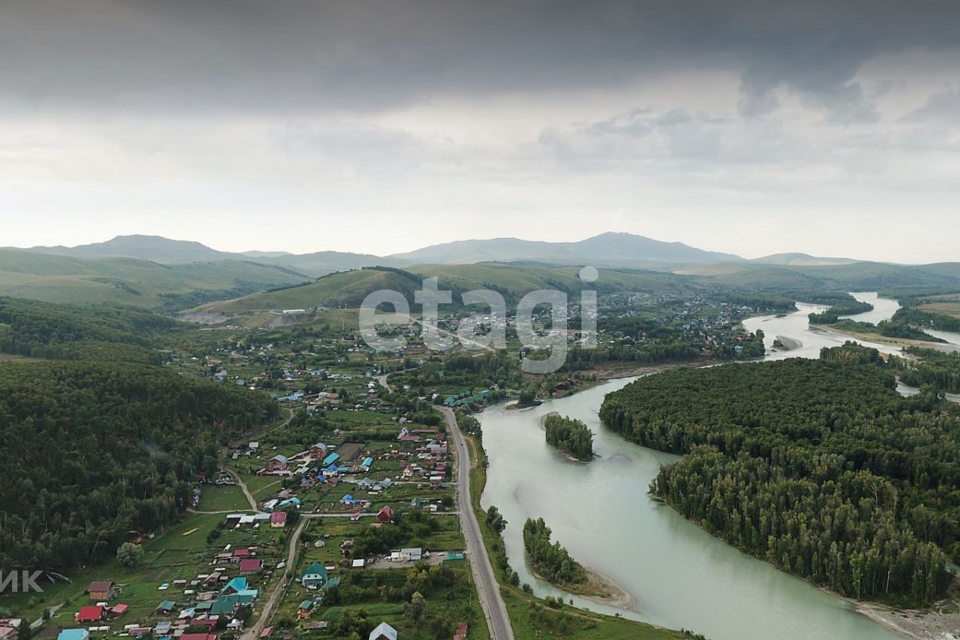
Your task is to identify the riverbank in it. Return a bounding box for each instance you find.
[855,600,960,640]
[529,565,638,610]
[810,323,960,354]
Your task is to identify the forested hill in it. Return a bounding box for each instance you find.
[0,361,279,573]
[0,298,280,573]
[599,347,958,606]
[0,297,180,362]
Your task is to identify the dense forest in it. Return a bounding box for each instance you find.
[0,298,280,573]
[0,361,279,572]
[543,414,594,461]
[0,297,181,362]
[522,518,587,587]
[599,347,958,606]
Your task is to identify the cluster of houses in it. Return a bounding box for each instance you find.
[53,566,267,640]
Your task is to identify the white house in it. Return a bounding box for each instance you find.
[369,622,397,640]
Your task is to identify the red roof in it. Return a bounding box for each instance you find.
[261,627,274,639]
[110,604,128,616]
[180,634,217,640]
[232,548,251,558]
[239,558,262,573]
[269,511,287,524]
[76,605,104,622]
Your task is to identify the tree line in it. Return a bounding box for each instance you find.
[522,517,587,587]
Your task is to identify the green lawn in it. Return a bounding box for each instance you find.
[199,484,251,512]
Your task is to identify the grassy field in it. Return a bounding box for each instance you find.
[198,484,253,512]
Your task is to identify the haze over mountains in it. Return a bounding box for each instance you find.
[7,232,861,275]
[3,232,959,315]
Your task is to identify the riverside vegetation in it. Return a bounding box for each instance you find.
[544,414,595,461]
[599,344,958,607]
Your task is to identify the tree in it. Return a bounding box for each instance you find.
[116,542,144,568]
[404,591,426,629]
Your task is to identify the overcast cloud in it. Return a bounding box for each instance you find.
[1,0,959,262]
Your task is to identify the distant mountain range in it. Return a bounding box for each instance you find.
[9,232,751,275]
[3,234,959,315]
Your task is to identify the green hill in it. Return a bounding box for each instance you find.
[196,267,423,315]
[195,264,698,322]
[0,249,309,310]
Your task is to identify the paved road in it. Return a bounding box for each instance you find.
[242,517,308,640]
[441,407,514,640]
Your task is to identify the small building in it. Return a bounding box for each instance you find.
[221,577,248,595]
[267,455,288,472]
[322,452,340,466]
[107,604,128,619]
[400,547,423,562]
[156,600,176,614]
[239,559,262,575]
[360,457,374,471]
[297,600,314,619]
[270,511,287,528]
[299,562,328,588]
[74,607,104,624]
[86,581,116,601]
[179,634,217,640]
[376,506,394,523]
[351,559,365,570]
[369,622,398,640]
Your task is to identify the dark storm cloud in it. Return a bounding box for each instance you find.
[2,0,959,119]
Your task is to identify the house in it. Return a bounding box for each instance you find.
[239,559,262,575]
[232,547,253,559]
[270,511,287,528]
[107,604,127,619]
[220,590,258,606]
[74,606,104,624]
[376,506,394,523]
[179,634,217,640]
[398,548,423,562]
[357,478,374,491]
[267,455,288,472]
[297,600,314,619]
[339,539,354,552]
[210,598,236,616]
[156,600,176,614]
[57,631,89,640]
[309,443,328,459]
[278,497,302,510]
[360,457,374,471]
[221,577,249,595]
[299,562,328,588]
[86,581,116,601]
[369,622,398,640]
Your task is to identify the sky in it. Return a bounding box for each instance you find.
[1,0,959,263]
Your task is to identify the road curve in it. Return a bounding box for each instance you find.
[440,407,515,640]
